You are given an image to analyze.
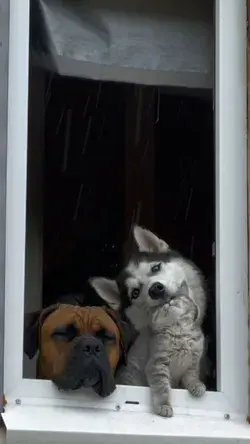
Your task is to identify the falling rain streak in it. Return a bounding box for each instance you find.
[61,108,72,172]
[82,117,92,155]
[44,80,210,296]
[73,184,84,221]
[56,105,66,134]
[82,96,90,119]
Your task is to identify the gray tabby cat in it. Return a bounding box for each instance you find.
[90,225,207,417]
[145,281,205,417]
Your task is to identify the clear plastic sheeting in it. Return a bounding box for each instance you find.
[32,0,213,87]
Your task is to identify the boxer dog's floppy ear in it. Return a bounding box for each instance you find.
[104,307,137,364]
[24,304,59,359]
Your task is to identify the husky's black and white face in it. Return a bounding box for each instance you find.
[90,226,193,328]
[119,253,186,308]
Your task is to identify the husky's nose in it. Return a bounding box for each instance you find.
[149,282,165,299]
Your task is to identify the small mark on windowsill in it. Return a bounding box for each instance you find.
[125,400,140,405]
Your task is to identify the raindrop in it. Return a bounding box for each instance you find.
[45,73,54,103]
[56,105,66,135]
[73,184,84,221]
[61,108,72,172]
[185,187,193,220]
[155,88,160,124]
[82,117,92,155]
[96,83,102,108]
[82,96,90,120]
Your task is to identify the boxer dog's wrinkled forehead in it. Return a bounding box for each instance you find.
[43,305,120,338]
[24,304,134,398]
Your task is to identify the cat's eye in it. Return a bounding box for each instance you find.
[151,263,162,273]
[96,329,116,344]
[131,288,140,299]
[51,323,78,342]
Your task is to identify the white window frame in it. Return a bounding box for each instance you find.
[2,0,249,441]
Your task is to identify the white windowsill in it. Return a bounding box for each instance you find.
[2,404,250,444]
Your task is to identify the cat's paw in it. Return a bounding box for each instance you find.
[154,404,174,417]
[188,380,206,398]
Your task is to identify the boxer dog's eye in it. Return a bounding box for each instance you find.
[52,324,78,342]
[96,329,116,344]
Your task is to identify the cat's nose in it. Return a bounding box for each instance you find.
[149,282,165,299]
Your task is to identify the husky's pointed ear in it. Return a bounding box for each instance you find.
[133,225,169,253]
[89,277,121,310]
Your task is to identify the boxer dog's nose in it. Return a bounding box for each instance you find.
[82,337,102,356]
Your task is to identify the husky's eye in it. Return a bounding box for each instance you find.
[151,263,161,273]
[131,288,140,299]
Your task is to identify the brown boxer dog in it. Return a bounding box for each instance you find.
[24,304,135,397]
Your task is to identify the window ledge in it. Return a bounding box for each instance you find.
[2,405,250,444]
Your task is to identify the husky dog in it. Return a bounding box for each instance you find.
[90,225,207,416]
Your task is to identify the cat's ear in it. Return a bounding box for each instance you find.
[178,281,189,297]
[89,277,121,311]
[178,280,200,322]
[133,225,169,253]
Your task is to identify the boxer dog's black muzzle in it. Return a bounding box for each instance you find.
[52,335,116,397]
